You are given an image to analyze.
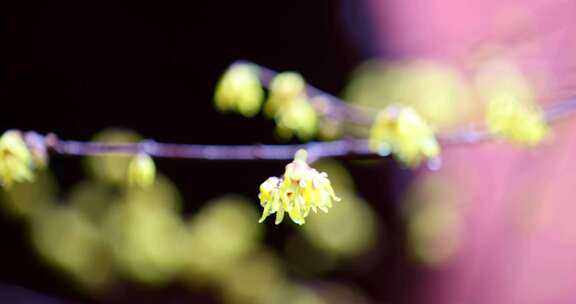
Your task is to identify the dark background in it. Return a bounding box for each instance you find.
[1,1,417,303]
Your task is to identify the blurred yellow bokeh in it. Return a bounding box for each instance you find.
[30,204,115,292]
[344,59,474,129]
[103,175,185,285]
[218,249,286,304]
[1,170,58,217]
[301,160,378,257]
[183,195,263,284]
[403,173,464,266]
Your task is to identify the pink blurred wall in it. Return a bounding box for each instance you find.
[367,0,576,303]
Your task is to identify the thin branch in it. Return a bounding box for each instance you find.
[18,64,576,165]
[40,133,372,162]
[543,96,576,122]
[436,96,576,144]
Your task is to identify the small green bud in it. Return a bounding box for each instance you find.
[127,153,156,187]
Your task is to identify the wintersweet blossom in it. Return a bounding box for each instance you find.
[214,63,264,117]
[258,150,340,225]
[369,107,440,167]
[476,59,548,145]
[485,96,547,145]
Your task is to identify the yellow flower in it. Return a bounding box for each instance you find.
[214,63,264,117]
[0,130,35,187]
[127,153,156,187]
[485,97,547,145]
[476,59,548,145]
[369,107,440,167]
[258,150,340,225]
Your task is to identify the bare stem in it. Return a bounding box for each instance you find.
[41,133,372,162]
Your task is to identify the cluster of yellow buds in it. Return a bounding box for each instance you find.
[0,130,35,187]
[264,72,306,116]
[127,153,156,187]
[265,72,318,140]
[258,150,340,225]
[214,63,264,117]
[274,96,318,140]
[369,106,440,167]
[214,65,319,140]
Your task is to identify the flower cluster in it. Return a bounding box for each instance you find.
[0,130,35,187]
[273,97,318,140]
[265,72,318,140]
[215,65,319,140]
[214,63,264,117]
[369,106,440,167]
[258,150,340,225]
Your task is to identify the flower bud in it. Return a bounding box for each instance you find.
[127,153,156,187]
[214,63,264,117]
